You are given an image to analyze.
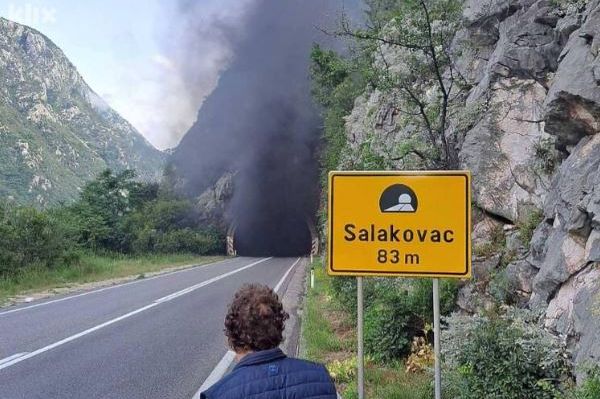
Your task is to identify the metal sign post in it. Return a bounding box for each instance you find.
[433,278,442,399]
[357,276,365,399]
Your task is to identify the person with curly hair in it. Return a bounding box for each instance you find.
[201,283,337,399]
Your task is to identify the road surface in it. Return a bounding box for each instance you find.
[0,257,301,399]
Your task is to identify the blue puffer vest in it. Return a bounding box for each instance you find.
[200,348,337,399]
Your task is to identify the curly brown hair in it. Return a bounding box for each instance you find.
[224,284,289,352]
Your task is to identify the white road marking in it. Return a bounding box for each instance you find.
[274,257,301,293]
[0,353,29,366]
[0,258,272,372]
[154,258,277,304]
[192,257,302,398]
[196,350,237,395]
[0,258,237,317]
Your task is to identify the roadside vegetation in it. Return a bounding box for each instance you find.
[0,168,224,302]
[0,253,223,305]
[303,261,600,399]
[303,261,431,398]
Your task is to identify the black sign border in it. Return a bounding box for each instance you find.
[328,172,471,277]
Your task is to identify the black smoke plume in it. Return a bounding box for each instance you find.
[170,0,361,256]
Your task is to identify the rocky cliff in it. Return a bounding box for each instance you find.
[342,0,599,377]
[0,18,164,206]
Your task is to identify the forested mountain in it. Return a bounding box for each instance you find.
[0,17,164,206]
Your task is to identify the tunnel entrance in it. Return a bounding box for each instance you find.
[232,213,313,257]
[226,132,320,257]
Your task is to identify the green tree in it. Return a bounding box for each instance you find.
[338,0,465,169]
[310,45,368,173]
[72,169,144,251]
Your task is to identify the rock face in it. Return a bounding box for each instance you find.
[464,0,600,377]
[532,131,600,378]
[342,0,600,376]
[0,18,164,206]
[195,172,235,230]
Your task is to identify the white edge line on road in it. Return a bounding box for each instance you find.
[195,350,236,396]
[193,257,302,398]
[0,258,272,372]
[274,257,301,293]
[0,257,238,317]
[0,353,29,366]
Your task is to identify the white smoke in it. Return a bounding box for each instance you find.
[154,0,257,150]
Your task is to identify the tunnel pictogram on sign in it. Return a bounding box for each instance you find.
[379,184,418,213]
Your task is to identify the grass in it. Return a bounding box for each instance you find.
[303,267,351,363]
[473,224,505,258]
[302,262,431,398]
[517,209,544,244]
[0,253,225,305]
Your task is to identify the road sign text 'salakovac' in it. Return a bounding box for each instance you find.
[327,171,472,278]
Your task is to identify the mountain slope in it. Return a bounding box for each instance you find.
[0,17,164,206]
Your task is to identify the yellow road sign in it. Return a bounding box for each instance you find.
[327,171,471,278]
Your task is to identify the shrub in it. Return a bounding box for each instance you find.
[405,334,434,373]
[0,202,78,276]
[131,227,159,254]
[330,276,358,314]
[534,138,559,174]
[488,269,518,305]
[155,228,221,255]
[65,169,223,256]
[410,278,459,318]
[473,224,506,258]
[0,169,225,279]
[442,310,570,399]
[126,197,219,255]
[127,198,197,235]
[363,278,458,361]
[364,285,420,361]
[564,367,600,399]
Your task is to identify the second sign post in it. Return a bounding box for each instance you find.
[327,171,472,399]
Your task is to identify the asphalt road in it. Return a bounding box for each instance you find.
[0,257,301,399]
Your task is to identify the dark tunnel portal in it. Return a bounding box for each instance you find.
[229,132,319,257]
[234,212,312,257]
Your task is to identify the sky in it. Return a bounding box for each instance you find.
[0,0,247,150]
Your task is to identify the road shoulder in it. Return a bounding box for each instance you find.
[1,256,228,309]
[281,257,309,356]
